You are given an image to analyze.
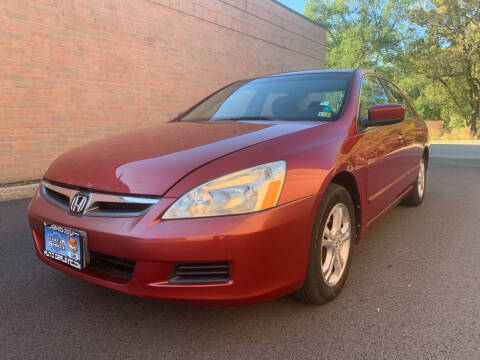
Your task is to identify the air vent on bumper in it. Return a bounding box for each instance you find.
[169,262,230,284]
[88,251,136,280]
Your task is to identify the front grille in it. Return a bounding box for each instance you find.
[88,251,136,280]
[43,186,70,210]
[94,201,151,214]
[40,179,159,217]
[169,262,230,284]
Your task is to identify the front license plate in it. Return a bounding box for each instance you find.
[43,223,86,270]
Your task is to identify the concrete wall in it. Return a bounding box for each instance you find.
[0,0,326,183]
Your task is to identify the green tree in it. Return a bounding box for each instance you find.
[305,0,480,137]
[408,0,480,136]
[304,0,409,76]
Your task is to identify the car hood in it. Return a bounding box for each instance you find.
[44,120,324,195]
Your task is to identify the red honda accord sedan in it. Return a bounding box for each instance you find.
[28,69,429,305]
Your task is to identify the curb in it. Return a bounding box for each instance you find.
[0,183,39,202]
[431,140,480,145]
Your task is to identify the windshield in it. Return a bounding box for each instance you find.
[178,73,353,122]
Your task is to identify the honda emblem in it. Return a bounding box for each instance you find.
[70,193,89,214]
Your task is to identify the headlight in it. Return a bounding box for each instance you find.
[162,161,286,219]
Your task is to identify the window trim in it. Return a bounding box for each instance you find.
[356,74,391,133]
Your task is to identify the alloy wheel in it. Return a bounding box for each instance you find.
[320,203,351,287]
[418,158,425,198]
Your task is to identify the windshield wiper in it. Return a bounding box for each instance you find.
[212,116,287,121]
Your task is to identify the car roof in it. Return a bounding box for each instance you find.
[264,69,359,78]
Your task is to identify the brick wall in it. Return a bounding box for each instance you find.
[0,0,326,183]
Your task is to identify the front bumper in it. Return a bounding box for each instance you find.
[28,188,318,305]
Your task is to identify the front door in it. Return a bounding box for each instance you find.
[382,80,424,190]
[356,76,404,224]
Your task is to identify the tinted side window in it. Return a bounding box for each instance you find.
[383,81,414,118]
[358,76,389,121]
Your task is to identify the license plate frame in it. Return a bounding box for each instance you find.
[43,223,89,270]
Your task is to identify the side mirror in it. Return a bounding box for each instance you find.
[364,103,405,127]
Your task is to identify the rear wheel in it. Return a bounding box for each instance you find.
[295,184,355,304]
[402,156,426,206]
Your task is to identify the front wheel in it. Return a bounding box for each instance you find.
[402,157,426,206]
[294,184,355,304]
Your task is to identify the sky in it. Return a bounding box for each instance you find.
[276,0,307,14]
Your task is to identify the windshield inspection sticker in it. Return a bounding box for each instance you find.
[318,111,332,118]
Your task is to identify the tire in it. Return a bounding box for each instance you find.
[294,183,355,305]
[401,156,426,206]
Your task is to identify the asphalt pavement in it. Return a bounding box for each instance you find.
[1,144,479,359]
